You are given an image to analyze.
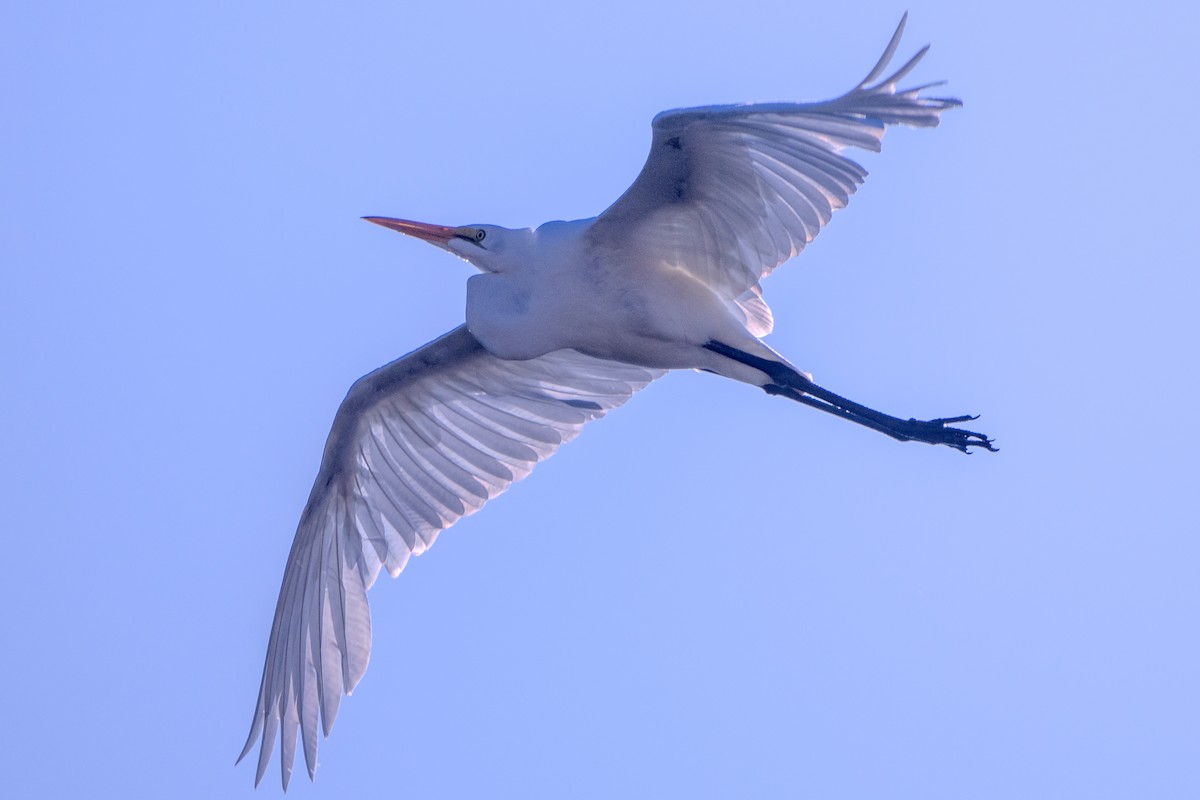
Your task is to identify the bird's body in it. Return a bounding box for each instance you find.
[240,16,994,788]
[465,218,765,373]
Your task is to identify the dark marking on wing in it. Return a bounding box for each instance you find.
[528,393,605,412]
[561,399,603,411]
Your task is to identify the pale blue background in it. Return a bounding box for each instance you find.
[3,1,1197,797]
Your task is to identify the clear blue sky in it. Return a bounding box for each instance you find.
[3,1,1197,797]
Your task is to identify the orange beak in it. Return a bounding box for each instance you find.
[362,216,456,245]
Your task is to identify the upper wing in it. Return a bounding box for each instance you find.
[239,325,662,788]
[587,14,960,312]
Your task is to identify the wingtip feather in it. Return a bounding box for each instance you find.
[858,12,908,88]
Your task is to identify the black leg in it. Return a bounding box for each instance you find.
[704,341,997,453]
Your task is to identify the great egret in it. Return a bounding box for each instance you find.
[240,14,994,788]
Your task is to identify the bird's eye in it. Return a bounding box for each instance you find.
[451,226,487,245]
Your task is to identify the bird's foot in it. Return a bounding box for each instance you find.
[892,414,997,453]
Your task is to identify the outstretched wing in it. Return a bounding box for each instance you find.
[239,325,662,788]
[588,14,959,317]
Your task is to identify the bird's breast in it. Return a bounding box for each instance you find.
[465,254,754,370]
[465,273,548,360]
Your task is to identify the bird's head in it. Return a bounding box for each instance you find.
[363,216,523,273]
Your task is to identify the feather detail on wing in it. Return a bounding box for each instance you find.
[238,325,661,788]
[588,13,959,306]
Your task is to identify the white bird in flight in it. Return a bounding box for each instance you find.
[240,15,994,788]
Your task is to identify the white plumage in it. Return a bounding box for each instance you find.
[240,15,992,788]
